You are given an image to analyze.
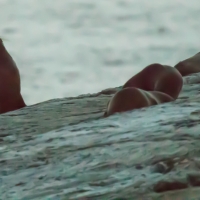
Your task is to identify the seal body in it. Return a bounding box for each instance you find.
[104,87,174,117]
[174,52,200,76]
[0,39,26,114]
[123,63,183,99]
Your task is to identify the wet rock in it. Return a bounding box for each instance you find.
[154,180,188,193]
[135,164,143,169]
[187,174,200,187]
[151,160,174,174]
[1,72,200,199]
[98,87,121,96]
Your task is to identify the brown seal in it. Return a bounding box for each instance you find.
[104,87,174,117]
[174,52,200,76]
[0,39,26,114]
[123,63,183,99]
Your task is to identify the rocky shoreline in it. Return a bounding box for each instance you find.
[1,72,200,199]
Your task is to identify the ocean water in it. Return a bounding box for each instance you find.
[0,0,200,105]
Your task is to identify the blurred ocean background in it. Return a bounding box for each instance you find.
[0,0,200,105]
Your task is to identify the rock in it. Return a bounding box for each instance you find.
[154,180,188,193]
[151,159,174,174]
[187,173,200,187]
[1,73,200,199]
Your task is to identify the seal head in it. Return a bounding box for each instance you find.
[123,63,183,99]
[0,39,26,113]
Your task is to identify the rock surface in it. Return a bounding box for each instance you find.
[1,73,200,199]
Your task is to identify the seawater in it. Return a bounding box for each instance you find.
[0,0,200,105]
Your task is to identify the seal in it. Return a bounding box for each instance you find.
[0,39,26,114]
[123,63,183,99]
[174,52,200,76]
[104,87,174,117]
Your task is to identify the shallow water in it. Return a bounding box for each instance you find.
[1,0,200,105]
